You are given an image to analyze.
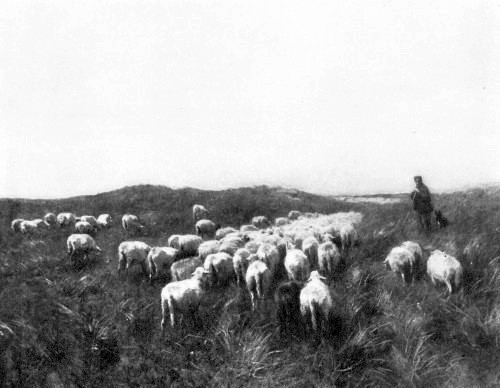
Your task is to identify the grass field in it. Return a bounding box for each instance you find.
[1,184,500,387]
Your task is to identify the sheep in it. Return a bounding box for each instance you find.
[340,223,358,254]
[318,241,341,278]
[427,250,463,293]
[257,243,280,280]
[192,204,209,222]
[252,216,272,229]
[384,246,415,284]
[121,214,144,236]
[178,235,204,258]
[233,248,252,287]
[195,219,220,240]
[275,281,303,337]
[275,217,288,227]
[198,240,221,261]
[300,271,335,335]
[57,212,76,228]
[171,257,203,281]
[245,240,261,254]
[75,221,95,235]
[161,267,210,330]
[97,214,113,229]
[240,224,259,233]
[302,236,319,270]
[215,227,238,240]
[288,210,301,220]
[148,247,179,282]
[168,234,181,249]
[218,235,244,256]
[401,241,423,273]
[11,218,25,232]
[117,241,151,276]
[285,249,310,282]
[203,252,234,287]
[43,213,58,228]
[321,224,342,248]
[80,215,98,230]
[67,234,101,262]
[245,256,272,311]
[20,220,42,234]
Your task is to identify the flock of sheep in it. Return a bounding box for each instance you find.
[11,204,463,338]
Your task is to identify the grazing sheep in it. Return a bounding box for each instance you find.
[20,220,42,234]
[198,240,221,261]
[117,241,151,276]
[11,218,25,232]
[246,257,272,311]
[121,214,144,236]
[240,224,259,233]
[97,214,113,229]
[67,234,101,262]
[168,234,181,249]
[285,249,310,282]
[161,267,210,330]
[148,247,179,282]
[75,221,95,235]
[178,235,204,257]
[233,248,252,287]
[252,216,272,229]
[218,235,244,256]
[427,250,463,293]
[302,236,319,270]
[245,240,261,254]
[203,252,234,287]
[195,219,220,240]
[384,246,415,283]
[300,271,334,334]
[43,213,58,228]
[57,213,76,228]
[192,204,209,222]
[171,257,203,282]
[275,281,303,337]
[401,241,423,273]
[275,217,288,227]
[288,211,301,220]
[257,243,280,280]
[321,225,342,248]
[80,216,98,230]
[340,223,358,254]
[215,227,238,240]
[318,241,341,278]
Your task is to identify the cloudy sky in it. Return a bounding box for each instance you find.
[1,1,499,198]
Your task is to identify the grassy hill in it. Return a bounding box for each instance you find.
[1,184,500,387]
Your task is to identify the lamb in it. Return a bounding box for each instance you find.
[11,218,25,232]
[288,210,301,220]
[43,213,58,228]
[117,241,151,276]
[285,249,310,282]
[256,243,281,280]
[384,246,415,284]
[80,215,98,230]
[178,235,204,258]
[57,213,76,228]
[192,204,209,222]
[97,214,113,229]
[75,221,95,235]
[170,257,203,281]
[161,267,210,330]
[148,247,179,282]
[195,219,220,240]
[300,271,335,334]
[318,241,342,278]
[218,235,244,256]
[252,216,272,229]
[245,256,272,311]
[340,223,358,254]
[168,234,181,249]
[275,281,303,337]
[203,252,234,287]
[121,214,144,236]
[67,234,102,262]
[302,236,320,270]
[233,248,252,287]
[198,240,221,261]
[427,250,463,293]
[215,227,238,240]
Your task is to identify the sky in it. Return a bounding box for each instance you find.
[1,1,499,198]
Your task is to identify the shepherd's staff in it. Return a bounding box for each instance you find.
[400,194,415,236]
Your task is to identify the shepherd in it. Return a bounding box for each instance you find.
[410,176,433,231]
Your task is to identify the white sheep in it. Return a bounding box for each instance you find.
[252,216,272,229]
[302,236,320,270]
[161,267,210,330]
[43,213,58,228]
[192,204,209,222]
[246,256,272,311]
[203,252,234,287]
[178,235,204,257]
[148,247,179,281]
[215,227,238,240]
[233,248,252,287]
[218,235,244,256]
[67,234,101,262]
[244,240,261,254]
[80,215,98,230]
[11,218,25,232]
[171,257,203,281]
[195,219,219,240]
[300,271,334,333]
[75,221,95,235]
[168,234,181,249]
[318,241,341,278]
[288,210,301,220]
[97,214,113,229]
[340,223,358,254]
[20,220,42,234]
[384,246,415,283]
[275,217,288,227]
[117,241,151,276]
[401,241,423,272]
[427,250,463,293]
[256,243,280,280]
[285,249,310,282]
[198,240,220,261]
[121,214,144,236]
[240,224,259,233]
[57,213,76,228]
